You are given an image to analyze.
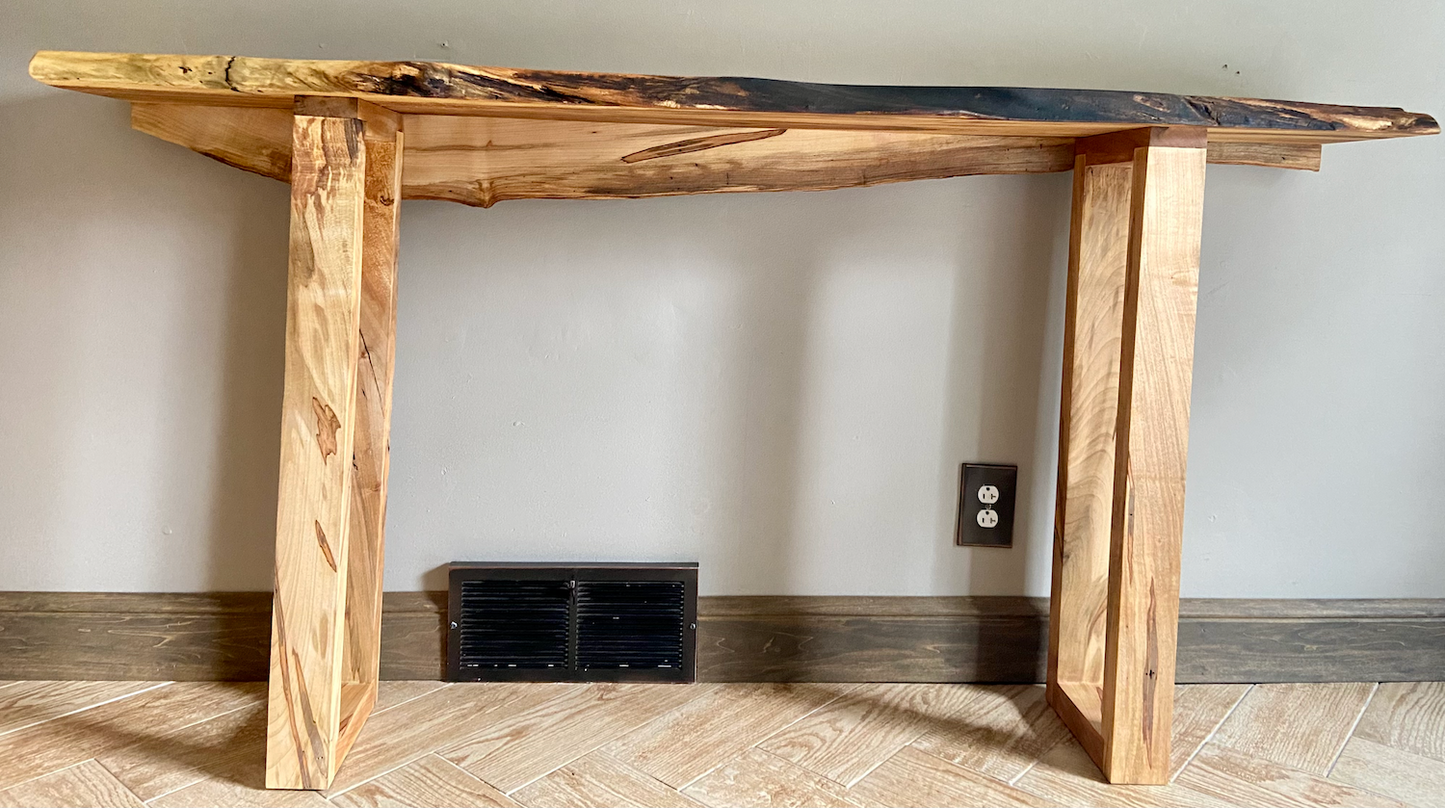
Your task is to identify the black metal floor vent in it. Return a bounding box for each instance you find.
[447,562,697,683]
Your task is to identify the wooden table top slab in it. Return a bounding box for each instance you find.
[29,51,1438,144]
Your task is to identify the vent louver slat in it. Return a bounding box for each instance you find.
[577,581,685,669]
[457,580,570,668]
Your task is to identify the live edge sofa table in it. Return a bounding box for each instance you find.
[28,50,1438,790]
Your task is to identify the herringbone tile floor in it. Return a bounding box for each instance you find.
[0,679,1441,807]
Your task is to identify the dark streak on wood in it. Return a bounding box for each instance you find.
[312,397,340,460]
[1142,581,1158,746]
[342,118,360,162]
[278,58,1442,136]
[620,128,787,163]
[32,52,1440,141]
[313,521,338,573]
[270,586,312,787]
[2,594,1441,684]
[289,647,326,784]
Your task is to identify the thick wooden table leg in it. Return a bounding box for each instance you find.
[267,97,401,790]
[1047,127,1206,784]
[337,100,402,769]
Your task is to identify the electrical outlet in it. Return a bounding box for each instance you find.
[955,463,1017,547]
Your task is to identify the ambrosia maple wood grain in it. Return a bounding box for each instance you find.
[128,103,1323,207]
[31,51,1437,143]
[1049,156,1132,708]
[338,97,402,760]
[1043,127,1207,785]
[397,118,1073,206]
[266,100,373,790]
[1100,128,1207,784]
[27,49,1440,792]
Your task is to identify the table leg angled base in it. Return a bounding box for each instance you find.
[265,97,402,791]
[1047,127,1207,785]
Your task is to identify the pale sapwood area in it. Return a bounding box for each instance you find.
[129,103,1330,207]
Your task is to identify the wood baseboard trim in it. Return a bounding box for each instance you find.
[1,593,1441,683]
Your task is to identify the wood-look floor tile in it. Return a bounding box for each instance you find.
[0,681,162,738]
[0,678,1436,808]
[682,748,861,807]
[331,754,519,808]
[1182,743,1405,808]
[1014,740,1224,808]
[98,680,427,802]
[1212,683,1376,775]
[444,683,715,793]
[372,680,448,713]
[603,684,852,788]
[0,760,144,808]
[1167,685,1251,777]
[513,752,705,808]
[96,698,265,801]
[849,746,1053,808]
[327,683,581,795]
[907,684,1072,783]
[1353,682,1445,763]
[759,683,981,787]
[148,776,334,808]
[0,682,259,791]
[1329,736,1445,806]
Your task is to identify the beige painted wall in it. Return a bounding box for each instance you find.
[1,0,1441,596]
